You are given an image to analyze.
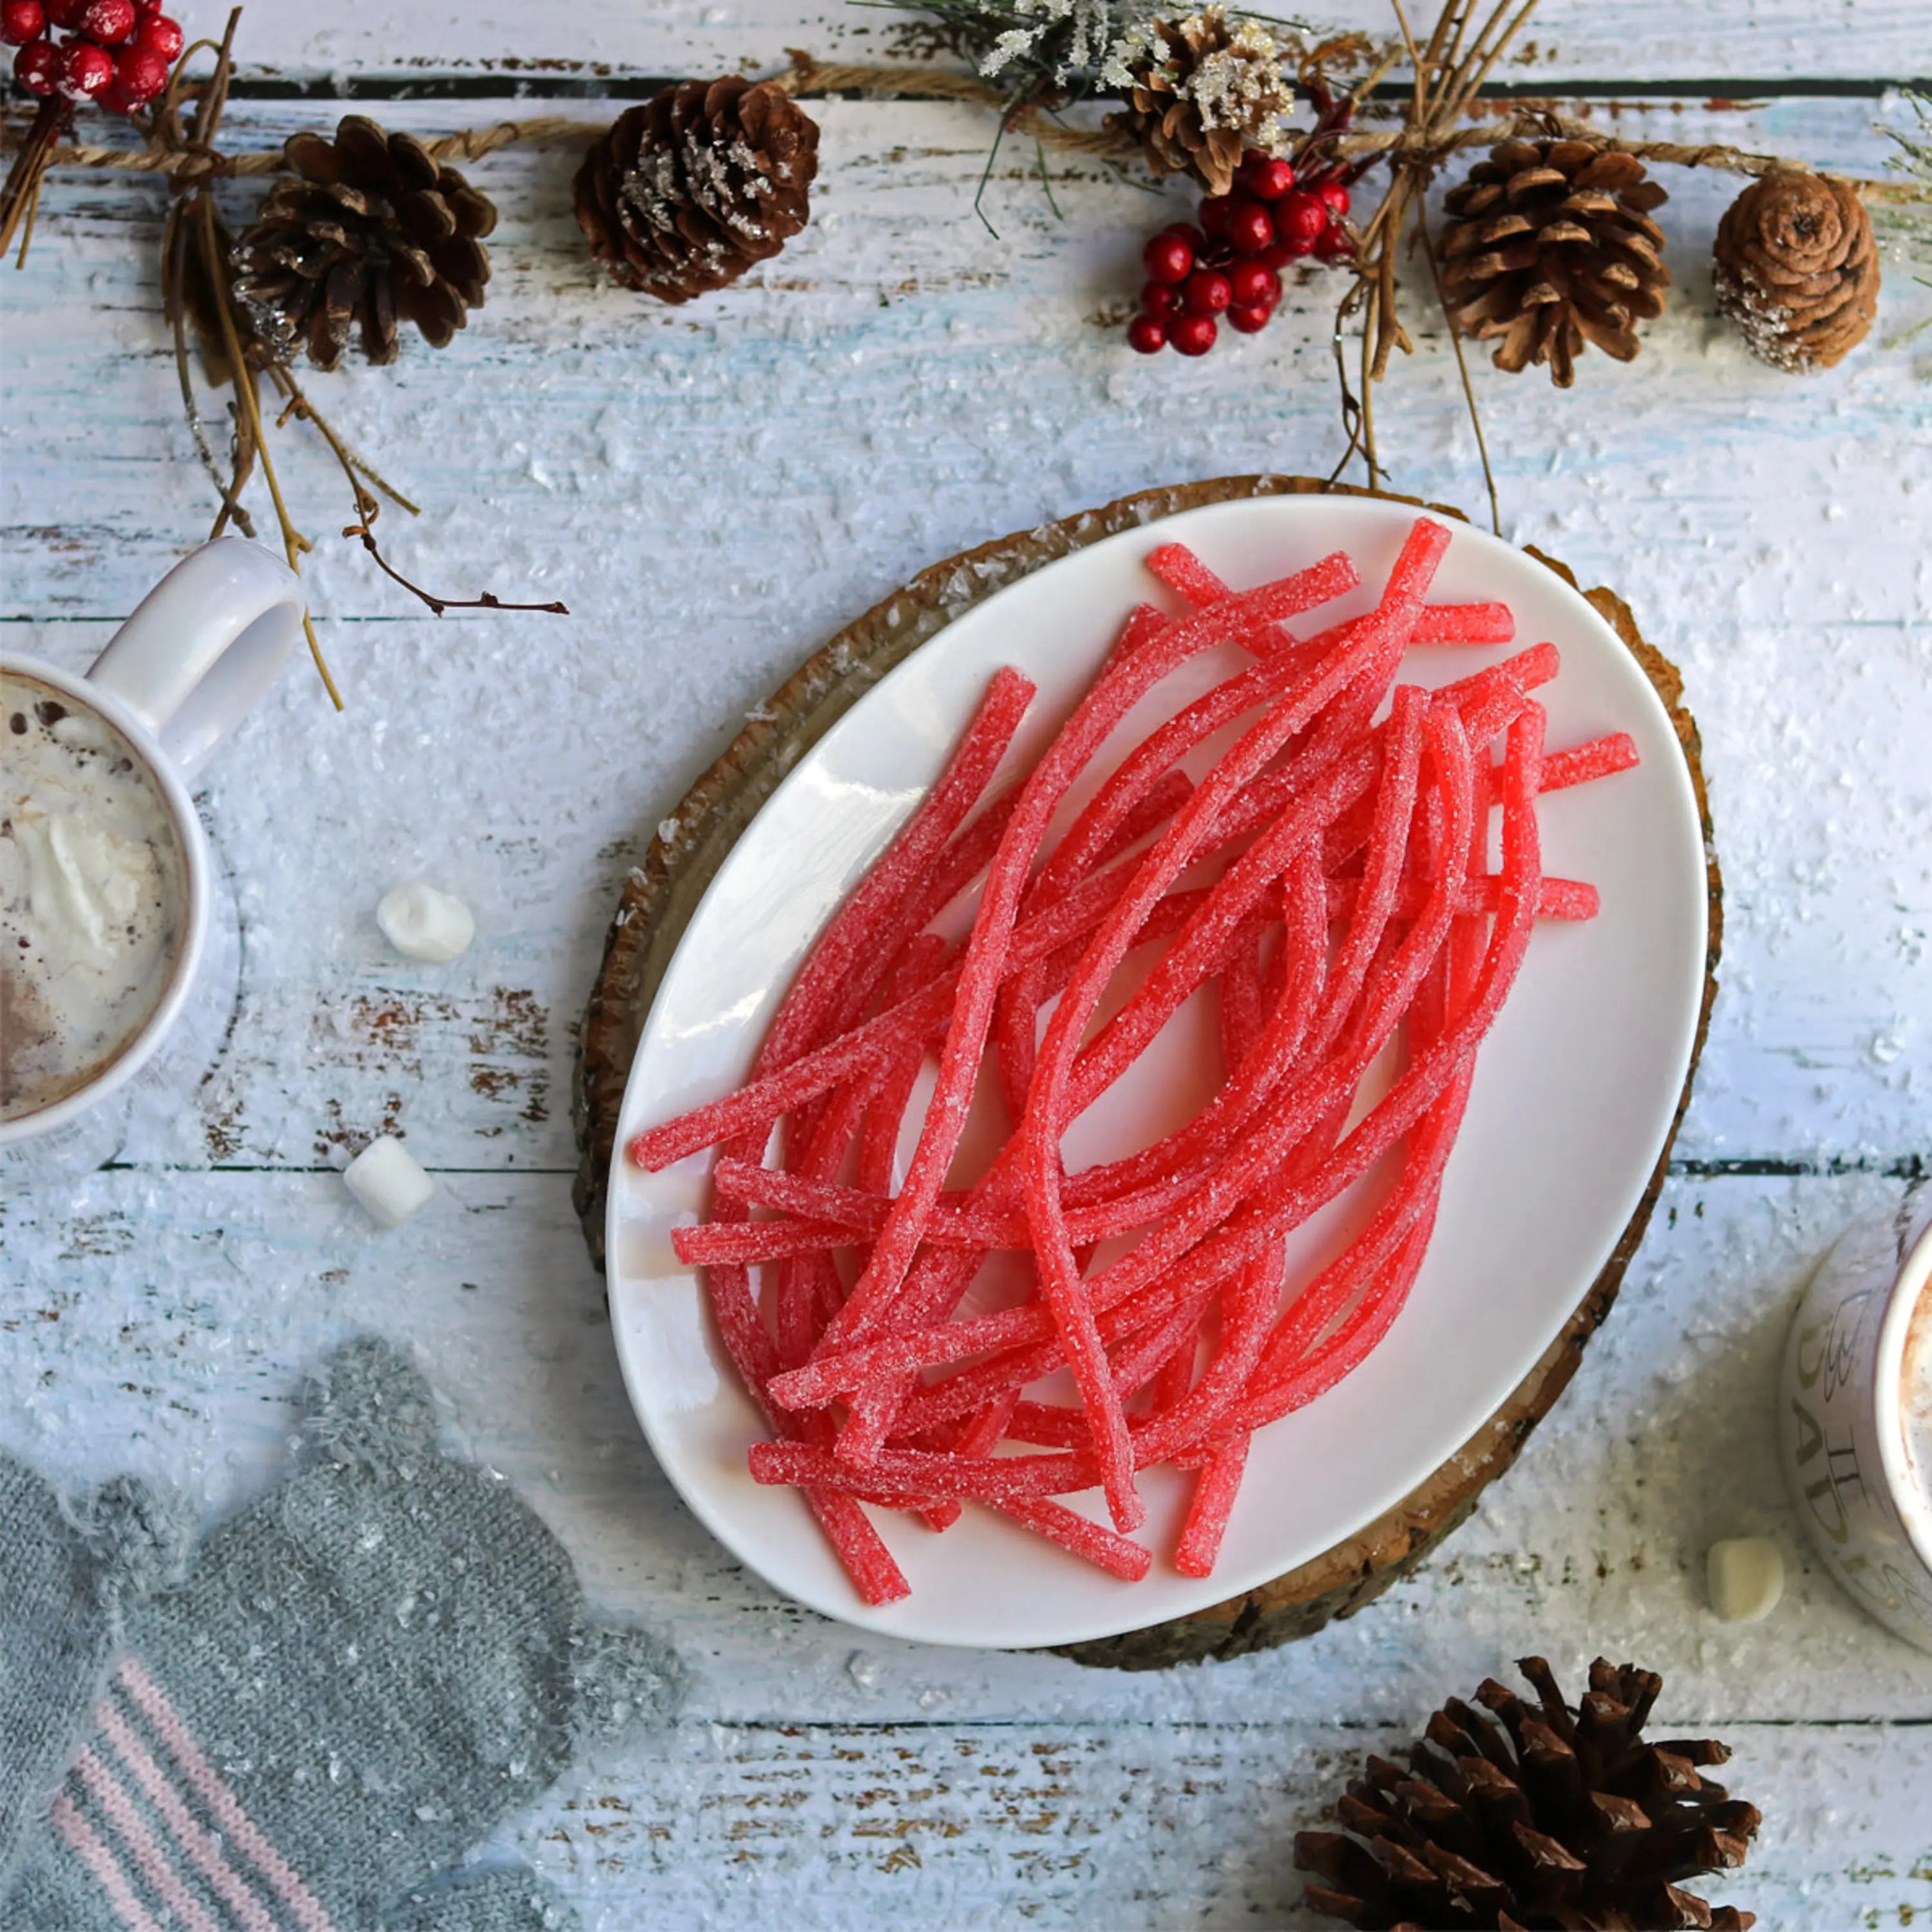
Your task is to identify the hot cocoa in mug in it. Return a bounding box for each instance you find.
[1779,1189,1932,1651]
[0,538,306,1179]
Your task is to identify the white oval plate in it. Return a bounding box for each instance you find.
[606,494,1708,1649]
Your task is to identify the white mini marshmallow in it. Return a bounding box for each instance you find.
[377,882,475,963]
[343,1135,435,1229]
[1706,1535,1784,1624]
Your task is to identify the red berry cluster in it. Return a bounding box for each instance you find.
[3,0,183,111]
[1128,149,1356,357]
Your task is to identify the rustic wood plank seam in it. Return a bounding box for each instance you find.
[115,75,1932,100]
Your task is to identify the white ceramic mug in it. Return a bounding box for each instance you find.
[1777,1186,1932,1653]
[1,537,305,1179]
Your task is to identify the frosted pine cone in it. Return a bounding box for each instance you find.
[573,79,819,305]
[1107,9,1296,198]
[1712,172,1879,372]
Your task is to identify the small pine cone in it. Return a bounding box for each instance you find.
[1712,172,1879,372]
[231,115,496,372]
[573,79,819,304]
[1295,1657,1761,1931]
[1106,8,1295,198]
[1439,138,1671,388]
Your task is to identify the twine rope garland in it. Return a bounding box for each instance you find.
[3,59,1917,202]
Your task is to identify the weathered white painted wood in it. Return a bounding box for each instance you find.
[187,0,1932,86]
[6,1175,1931,1917]
[5,99,1926,1165]
[6,1168,1930,1727]
[500,1718,1932,1929]
[3,68,1929,1932]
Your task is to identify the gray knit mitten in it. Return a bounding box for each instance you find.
[1,1336,682,1932]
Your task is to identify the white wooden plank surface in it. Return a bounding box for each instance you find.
[199,0,1932,86]
[8,1167,1932,1723]
[5,97,1929,1163]
[5,1169,1931,1923]
[3,66,1930,1932]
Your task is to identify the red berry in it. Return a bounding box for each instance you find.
[1276,189,1330,248]
[1197,194,1233,240]
[44,0,82,24]
[0,0,44,46]
[1126,314,1168,355]
[12,34,58,90]
[79,0,135,41]
[112,38,166,100]
[1244,156,1296,202]
[58,37,115,97]
[1140,281,1180,320]
[1228,260,1280,309]
[1253,240,1293,272]
[1227,303,1272,334]
[1224,199,1274,256]
[1169,312,1217,356]
[1141,230,1194,285]
[1313,223,1357,262]
[1182,267,1232,316]
[1318,179,1351,217]
[134,8,180,59]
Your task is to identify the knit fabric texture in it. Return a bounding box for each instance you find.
[1,1336,683,1932]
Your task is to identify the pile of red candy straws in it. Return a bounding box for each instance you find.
[631,516,1642,1604]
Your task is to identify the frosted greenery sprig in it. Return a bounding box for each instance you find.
[879,0,1167,116]
[1877,88,1931,341]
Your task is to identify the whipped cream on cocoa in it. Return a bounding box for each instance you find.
[2,670,189,1123]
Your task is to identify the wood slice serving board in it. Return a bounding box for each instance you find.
[573,474,1723,1669]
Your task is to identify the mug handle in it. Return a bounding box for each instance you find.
[86,536,308,777]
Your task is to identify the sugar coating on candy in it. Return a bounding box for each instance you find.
[377,882,475,963]
[634,520,1644,1600]
[342,1135,435,1228]
[1707,1535,1785,1623]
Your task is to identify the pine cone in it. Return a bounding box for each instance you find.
[1106,9,1295,198]
[1439,138,1671,388]
[231,116,495,372]
[573,79,819,304]
[1712,172,1878,372]
[1295,1658,1761,1931]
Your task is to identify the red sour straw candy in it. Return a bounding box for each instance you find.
[808,549,1361,1368]
[630,554,1358,1176]
[680,663,1041,1606]
[633,517,1634,1600]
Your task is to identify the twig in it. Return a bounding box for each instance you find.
[13,147,47,267]
[340,524,569,618]
[1420,212,1499,534]
[274,364,563,617]
[0,95,66,262]
[269,368,420,518]
[1324,281,1372,489]
[199,191,343,707]
[1329,0,1540,495]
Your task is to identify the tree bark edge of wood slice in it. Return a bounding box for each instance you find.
[571,473,1723,1671]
